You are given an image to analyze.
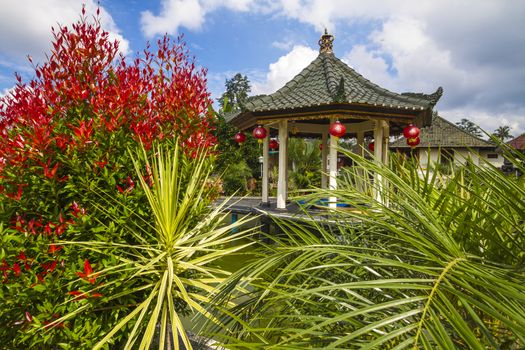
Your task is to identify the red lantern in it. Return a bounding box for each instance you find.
[368,142,374,152]
[407,137,420,148]
[319,143,323,150]
[329,120,346,139]
[403,124,420,139]
[269,139,279,150]
[234,132,246,144]
[252,125,267,143]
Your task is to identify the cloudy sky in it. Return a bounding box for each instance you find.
[1,0,524,135]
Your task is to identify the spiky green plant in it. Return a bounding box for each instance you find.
[206,148,525,349]
[45,143,256,349]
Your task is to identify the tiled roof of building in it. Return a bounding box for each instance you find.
[250,53,440,112]
[507,134,525,150]
[390,115,496,148]
[226,52,442,121]
[226,31,442,129]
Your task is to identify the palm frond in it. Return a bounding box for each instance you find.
[207,147,525,349]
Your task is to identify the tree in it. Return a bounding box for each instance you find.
[455,118,482,137]
[218,73,251,110]
[288,138,322,190]
[492,125,513,141]
[0,6,216,347]
[214,74,260,194]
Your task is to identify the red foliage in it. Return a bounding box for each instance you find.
[0,9,215,278]
[76,259,99,284]
[0,11,215,183]
[0,8,216,341]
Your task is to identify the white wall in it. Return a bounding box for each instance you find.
[419,148,439,169]
[419,147,503,168]
[479,149,504,168]
[454,148,479,165]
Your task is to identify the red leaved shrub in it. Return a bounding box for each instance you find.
[0,7,215,347]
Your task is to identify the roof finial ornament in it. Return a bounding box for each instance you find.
[318,28,334,54]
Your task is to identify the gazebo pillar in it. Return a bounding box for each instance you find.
[277,120,288,209]
[261,126,270,206]
[373,120,386,203]
[321,132,328,189]
[381,122,390,165]
[356,131,365,192]
[356,131,365,156]
[329,119,338,209]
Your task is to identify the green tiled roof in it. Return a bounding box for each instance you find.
[249,53,441,111]
[226,51,442,126]
[390,115,496,148]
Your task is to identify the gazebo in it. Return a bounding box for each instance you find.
[227,31,443,209]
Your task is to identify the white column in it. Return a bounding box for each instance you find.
[329,119,338,209]
[381,122,390,165]
[321,132,328,189]
[261,127,269,205]
[381,121,390,206]
[356,131,365,156]
[373,120,385,203]
[277,120,288,209]
[355,131,365,192]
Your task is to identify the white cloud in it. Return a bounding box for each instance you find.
[270,0,525,130]
[0,0,129,64]
[272,39,295,51]
[140,0,254,37]
[252,45,317,94]
[367,17,470,93]
[141,0,205,37]
[342,45,394,91]
[138,0,524,131]
[441,107,525,137]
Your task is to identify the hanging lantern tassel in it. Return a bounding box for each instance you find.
[252,125,267,144]
[329,120,346,141]
[234,132,246,145]
[407,137,421,148]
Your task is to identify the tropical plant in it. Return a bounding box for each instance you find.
[288,138,322,191]
[213,112,261,195]
[222,159,255,195]
[214,74,260,195]
[493,125,513,141]
[206,147,525,349]
[0,6,215,347]
[42,142,255,349]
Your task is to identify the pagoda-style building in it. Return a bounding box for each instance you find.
[227,30,442,209]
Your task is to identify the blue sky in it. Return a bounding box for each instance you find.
[1,0,524,135]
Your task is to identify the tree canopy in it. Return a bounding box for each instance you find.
[455,118,482,137]
[218,73,251,111]
[492,125,513,141]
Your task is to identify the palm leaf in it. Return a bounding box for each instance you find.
[207,146,525,349]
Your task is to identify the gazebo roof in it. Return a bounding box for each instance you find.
[390,115,496,149]
[227,31,442,130]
